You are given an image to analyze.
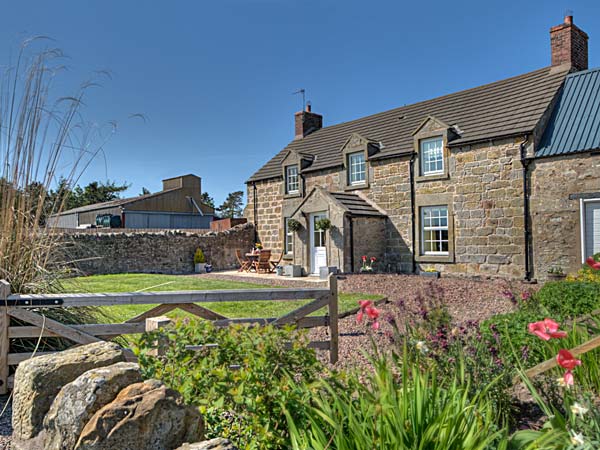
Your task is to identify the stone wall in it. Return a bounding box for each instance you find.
[58,223,255,275]
[245,179,282,252]
[416,137,527,279]
[530,152,600,279]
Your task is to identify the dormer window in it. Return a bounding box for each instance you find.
[348,152,366,185]
[420,137,444,176]
[285,165,299,194]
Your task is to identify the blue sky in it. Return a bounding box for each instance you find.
[1,0,598,206]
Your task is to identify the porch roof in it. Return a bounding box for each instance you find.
[329,192,385,217]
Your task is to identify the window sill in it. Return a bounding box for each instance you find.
[282,254,294,261]
[344,182,369,191]
[284,192,302,199]
[415,173,449,183]
[415,253,454,263]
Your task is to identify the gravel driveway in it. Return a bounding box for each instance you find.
[206,272,536,370]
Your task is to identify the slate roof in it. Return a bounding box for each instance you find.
[329,192,385,217]
[536,67,600,157]
[248,65,571,182]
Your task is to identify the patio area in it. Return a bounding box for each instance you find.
[202,269,327,284]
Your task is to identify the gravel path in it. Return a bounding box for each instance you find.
[0,395,11,450]
[206,272,536,370]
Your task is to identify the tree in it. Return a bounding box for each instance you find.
[47,178,130,213]
[217,191,244,218]
[140,187,151,196]
[200,192,215,209]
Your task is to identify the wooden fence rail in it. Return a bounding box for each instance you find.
[0,275,339,394]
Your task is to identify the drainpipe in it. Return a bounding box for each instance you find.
[409,153,417,274]
[520,137,532,281]
[252,182,258,243]
[348,215,355,273]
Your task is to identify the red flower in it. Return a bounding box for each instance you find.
[556,349,582,370]
[358,300,372,309]
[361,255,367,262]
[356,301,380,330]
[365,306,380,320]
[586,257,600,270]
[370,256,376,262]
[528,319,568,341]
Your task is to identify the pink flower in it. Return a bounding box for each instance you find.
[528,319,568,341]
[358,300,372,309]
[557,349,582,370]
[564,370,574,386]
[356,301,380,330]
[586,257,600,270]
[365,306,380,320]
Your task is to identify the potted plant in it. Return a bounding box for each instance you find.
[419,267,440,278]
[254,242,263,253]
[547,266,566,281]
[315,218,331,231]
[194,247,206,273]
[287,218,302,232]
[359,256,377,273]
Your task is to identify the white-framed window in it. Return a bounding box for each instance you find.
[348,152,366,185]
[285,165,299,194]
[420,137,444,176]
[284,217,294,255]
[581,199,600,261]
[421,205,449,255]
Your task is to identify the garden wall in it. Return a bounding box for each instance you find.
[56,223,255,275]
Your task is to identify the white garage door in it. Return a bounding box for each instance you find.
[585,202,600,259]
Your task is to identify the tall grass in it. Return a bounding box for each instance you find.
[0,38,110,293]
[285,348,507,450]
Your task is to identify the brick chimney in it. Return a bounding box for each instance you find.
[294,103,323,139]
[550,14,589,71]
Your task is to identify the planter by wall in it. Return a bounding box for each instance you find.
[547,273,566,281]
[419,270,440,278]
[194,263,206,273]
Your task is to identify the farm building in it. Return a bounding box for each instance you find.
[50,174,215,229]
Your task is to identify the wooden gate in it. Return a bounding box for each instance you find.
[0,275,338,394]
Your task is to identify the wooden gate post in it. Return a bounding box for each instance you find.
[328,274,339,364]
[0,280,10,395]
[145,316,171,357]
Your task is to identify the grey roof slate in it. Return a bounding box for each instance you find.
[329,192,385,217]
[248,65,571,182]
[536,67,600,157]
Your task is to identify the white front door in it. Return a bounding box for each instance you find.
[585,201,600,259]
[310,212,327,275]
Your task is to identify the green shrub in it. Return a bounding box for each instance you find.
[536,281,600,319]
[135,319,324,449]
[194,248,206,264]
[286,350,507,450]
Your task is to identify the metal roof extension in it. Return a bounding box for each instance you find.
[537,67,600,157]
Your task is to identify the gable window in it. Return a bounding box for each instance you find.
[348,152,366,185]
[421,206,449,255]
[284,218,294,255]
[285,165,299,194]
[420,137,444,176]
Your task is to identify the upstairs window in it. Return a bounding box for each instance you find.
[421,206,449,255]
[285,165,299,194]
[420,137,444,176]
[348,152,366,185]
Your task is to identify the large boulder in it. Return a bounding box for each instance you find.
[44,362,142,450]
[12,341,125,441]
[75,379,203,450]
[176,438,238,450]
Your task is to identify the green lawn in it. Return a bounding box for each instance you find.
[62,273,381,323]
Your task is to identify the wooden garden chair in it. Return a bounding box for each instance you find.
[253,250,272,273]
[236,249,251,272]
[270,252,283,271]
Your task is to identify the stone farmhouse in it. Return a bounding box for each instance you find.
[245,15,599,280]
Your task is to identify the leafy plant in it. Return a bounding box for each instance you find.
[194,248,206,264]
[314,217,331,231]
[286,218,301,232]
[537,281,600,319]
[135,319,324,449]
[285,348,507,450]
[548,266,565,275]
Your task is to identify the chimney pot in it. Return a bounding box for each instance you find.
[565,15,573,25]
[306,103,312,112]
